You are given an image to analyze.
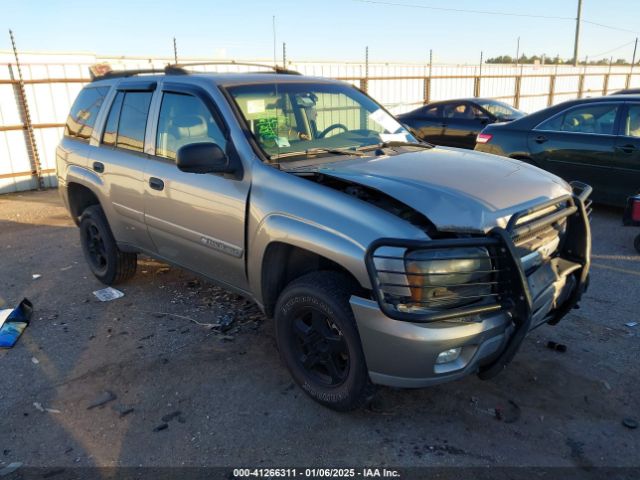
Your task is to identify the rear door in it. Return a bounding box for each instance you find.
[89,82,156,249]
[527,102,621,203]
[441,102,487,149]
[143,83,250,290]
[400,104,445,144]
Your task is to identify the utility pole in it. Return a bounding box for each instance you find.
[573,0,583,66]
[515,36,520,68]
[632,37,638,66]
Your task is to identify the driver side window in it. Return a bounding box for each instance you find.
[155,92,226,160]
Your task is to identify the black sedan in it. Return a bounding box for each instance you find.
[397,98,525,149]
[474,95,640,207]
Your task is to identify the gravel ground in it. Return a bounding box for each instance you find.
[0,189,638,471]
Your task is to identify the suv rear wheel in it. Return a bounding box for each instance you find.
[275,271,373,411]
[79,205,137,285]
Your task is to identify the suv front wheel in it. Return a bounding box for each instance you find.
[275,271,373,411]
[79,205,137,285]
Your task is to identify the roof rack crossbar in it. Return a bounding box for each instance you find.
[168,61,301,75]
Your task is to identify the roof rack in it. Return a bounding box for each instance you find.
[169,61,301,75]
[89,61,301,82]
[90,65,188,81]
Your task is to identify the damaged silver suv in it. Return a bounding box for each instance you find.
[57,64,592,410]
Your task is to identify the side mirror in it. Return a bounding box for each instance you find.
[176,142,231,174]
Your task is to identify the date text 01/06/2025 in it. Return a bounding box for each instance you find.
[232,468,401,478]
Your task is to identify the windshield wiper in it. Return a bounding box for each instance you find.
[356,140,434,152]
[271,147,365,160]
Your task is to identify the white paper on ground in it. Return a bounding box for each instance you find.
[93,287,125,302]
[0,309,12,329]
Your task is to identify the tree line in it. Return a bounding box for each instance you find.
[486,54,632,65]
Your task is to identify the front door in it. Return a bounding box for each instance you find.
[143,84,250,291]
[527,102,621,203]
[611,103,640,205]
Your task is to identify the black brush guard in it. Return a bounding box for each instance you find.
[364,181,592,380]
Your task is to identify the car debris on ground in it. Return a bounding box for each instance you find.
[546,341,567,353]
[93,287,125,302]
[87,391,117,410]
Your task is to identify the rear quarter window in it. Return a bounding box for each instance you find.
[115,91,153,152]
[64,86,110,140]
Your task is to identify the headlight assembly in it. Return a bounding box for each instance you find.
[401,247,495,312]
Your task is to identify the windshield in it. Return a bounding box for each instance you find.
[226,82,416,160]
[476,100,525,120]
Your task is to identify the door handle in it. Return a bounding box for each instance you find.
[534,135,548,144]
[615,144,637,154]
[92,161,104,173]
[149,177,165,191]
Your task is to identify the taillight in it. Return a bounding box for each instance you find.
[632,198,640,222]
[476,133,493,144]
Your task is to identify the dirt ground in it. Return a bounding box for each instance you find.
[0,189,638,472]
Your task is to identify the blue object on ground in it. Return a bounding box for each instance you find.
[0,298,33,348]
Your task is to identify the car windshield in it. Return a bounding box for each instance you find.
[477,100,525,120]
[226,81,416,161]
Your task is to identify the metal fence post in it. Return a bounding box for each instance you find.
[8,30,43,190]
[360,46,369,93]
[473,51,483,98]
[423,49,432,104]
[548,74,556,106]
[282,42,287,69]
[578,74,585,98]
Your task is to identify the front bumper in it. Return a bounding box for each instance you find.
[354,182,592,388]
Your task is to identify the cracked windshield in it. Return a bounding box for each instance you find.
[227,82,415,159]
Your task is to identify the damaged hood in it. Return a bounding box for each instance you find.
[292,147,571,233]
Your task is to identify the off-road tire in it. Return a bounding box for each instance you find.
[274,271,374,411]
[79,205,137,285]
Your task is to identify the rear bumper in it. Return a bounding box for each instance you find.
[354,182,592,388]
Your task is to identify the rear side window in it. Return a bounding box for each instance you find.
[538,104,619,135]
[102,92,124,146]
[155,92,226,160]
[64,87,109,140]
[103,91,153,152]
[421,106,439,118]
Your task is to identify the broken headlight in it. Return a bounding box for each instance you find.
[402,247,494,311]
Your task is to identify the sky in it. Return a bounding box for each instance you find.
[2,0,640,64]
